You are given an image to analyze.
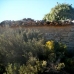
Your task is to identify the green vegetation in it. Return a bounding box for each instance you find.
[0,27,73,74]
[43,3,74,21]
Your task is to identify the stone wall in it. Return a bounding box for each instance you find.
[25,25,74,50]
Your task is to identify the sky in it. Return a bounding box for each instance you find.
[0,0,74,22]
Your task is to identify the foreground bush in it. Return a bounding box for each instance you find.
[0,27,73,74]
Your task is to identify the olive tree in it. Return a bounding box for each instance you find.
[43,3,74,21]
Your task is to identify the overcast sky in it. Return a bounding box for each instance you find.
[0,0,74,22]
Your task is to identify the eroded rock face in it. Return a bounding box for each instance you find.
[0,19,74,50]
[21,25,74,50]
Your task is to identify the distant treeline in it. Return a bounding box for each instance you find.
[0,18,74,27]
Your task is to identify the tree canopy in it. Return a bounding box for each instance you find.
[43,3,74,21]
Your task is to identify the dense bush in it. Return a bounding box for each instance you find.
[0,27,45,74]
[0,27,73,74]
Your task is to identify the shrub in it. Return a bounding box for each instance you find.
[45,40,67,62]
[0,27,73,74]
[44,40,67,74]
